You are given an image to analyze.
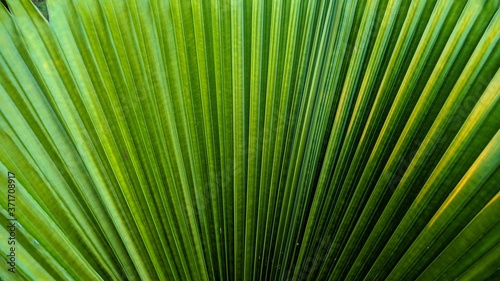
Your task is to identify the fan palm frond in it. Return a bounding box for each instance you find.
[0,0,499,280]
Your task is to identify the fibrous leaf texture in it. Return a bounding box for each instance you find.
[0,0,499,280]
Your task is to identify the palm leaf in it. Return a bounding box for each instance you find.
[0,0,498,280]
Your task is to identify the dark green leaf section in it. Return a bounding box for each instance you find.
[0,0,498,280]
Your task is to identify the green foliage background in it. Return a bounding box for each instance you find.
[0,0,499,280]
